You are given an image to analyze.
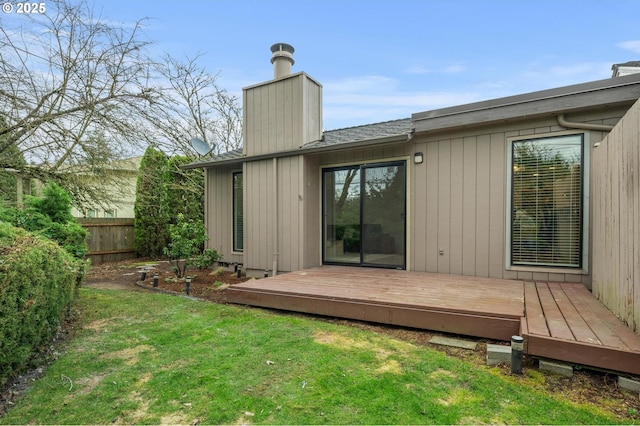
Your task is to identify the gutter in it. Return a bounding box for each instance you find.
[556,113,614,132]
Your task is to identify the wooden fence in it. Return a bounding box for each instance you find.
[592,99,640,334]
[79,218,136,265]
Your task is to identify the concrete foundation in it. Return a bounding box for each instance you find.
[486,344,511,366]
[539,359,573,377]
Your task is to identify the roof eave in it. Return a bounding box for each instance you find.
[412,73,640,134]
[181,133,409,170]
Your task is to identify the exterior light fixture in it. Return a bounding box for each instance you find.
[414,152,424,164]
[185,276,192,295]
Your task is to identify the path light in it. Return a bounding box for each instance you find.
[511,335,524,374]
[140,268,147,281]
[153,273,159,288]
[185,276,192,295]
[237,267,242,279]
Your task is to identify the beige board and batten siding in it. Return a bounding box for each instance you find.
[205,166,243,265]
[243,72,322,157]
[244,156,313,275]
[592,99,640,333]
[409,110,625,286]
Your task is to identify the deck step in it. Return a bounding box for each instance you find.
[228,287,521,341]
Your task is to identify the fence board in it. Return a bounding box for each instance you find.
[79,218,136,265]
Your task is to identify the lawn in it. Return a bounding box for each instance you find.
[0,288,633,424]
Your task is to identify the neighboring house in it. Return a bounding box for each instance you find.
[70,156,142,219]
[185,44,640,333]
[611,60,640,77]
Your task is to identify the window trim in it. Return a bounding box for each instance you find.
[232,171,243,253]
[505,131,590,274]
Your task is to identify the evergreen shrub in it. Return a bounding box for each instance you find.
[0,223,81,386]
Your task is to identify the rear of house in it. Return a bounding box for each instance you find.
[185,45,640,334]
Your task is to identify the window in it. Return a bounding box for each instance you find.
[233,172,243,252]
[104,209,116,218]
[510,134,585,268]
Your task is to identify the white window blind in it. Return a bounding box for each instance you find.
[511,135,583,268]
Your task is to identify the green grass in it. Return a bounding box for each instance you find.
[0,288,631,424]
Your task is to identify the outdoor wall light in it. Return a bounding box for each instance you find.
[414,152,424,164]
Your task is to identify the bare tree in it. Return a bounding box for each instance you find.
[0,0,159,206]
[0,0,242,210]
[146,54,243,157]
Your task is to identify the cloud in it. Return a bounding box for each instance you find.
[324,75,399,93]
[405,64,467,75]
[321,75,481,129]
[618,40,640,54]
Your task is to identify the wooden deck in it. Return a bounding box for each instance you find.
[522,282,640,375]
[227,266,640,376]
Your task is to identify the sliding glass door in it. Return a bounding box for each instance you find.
[323,161,406,269]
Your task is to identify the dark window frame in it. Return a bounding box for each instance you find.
[509,133,585,269]
[232,171,243,252]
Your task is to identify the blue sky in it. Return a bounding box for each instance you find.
[16,1,640,130]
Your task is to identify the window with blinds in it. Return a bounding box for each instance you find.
[233,172,243,252]
[511,134,583,268]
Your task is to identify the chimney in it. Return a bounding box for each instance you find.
[270,43,295,79]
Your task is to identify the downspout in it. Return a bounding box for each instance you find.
[272,157,279,276]
[557,113,614,132]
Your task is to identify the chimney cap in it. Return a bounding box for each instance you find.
[270,43,295,54]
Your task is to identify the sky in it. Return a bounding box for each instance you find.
[9,0,640,130]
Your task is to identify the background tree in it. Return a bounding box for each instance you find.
[134,147,169,258]
[147,55,243,157]
[166,156,204,222]
[0,0,242,212]
[0,118,27,205]
[0,0,158,204]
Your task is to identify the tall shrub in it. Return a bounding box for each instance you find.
[0,223,80,386]
[134,146,169,258]
[166,156,204,223]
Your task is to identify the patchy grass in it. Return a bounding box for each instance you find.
[0,288,632,425]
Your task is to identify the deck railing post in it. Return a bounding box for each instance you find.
[511,335,524,374]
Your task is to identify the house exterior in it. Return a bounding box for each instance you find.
[70,156,142,219]
[185,44,640,333]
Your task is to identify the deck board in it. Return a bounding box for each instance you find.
[227,266,640,376]
[562,283,640,351]
[547,282,601,345]
[535,282,575,341]
[523,282,550,337]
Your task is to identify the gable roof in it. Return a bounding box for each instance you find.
[305,118,412,149]
[183,118,413,169]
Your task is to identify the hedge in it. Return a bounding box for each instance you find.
[0,222,83,386]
